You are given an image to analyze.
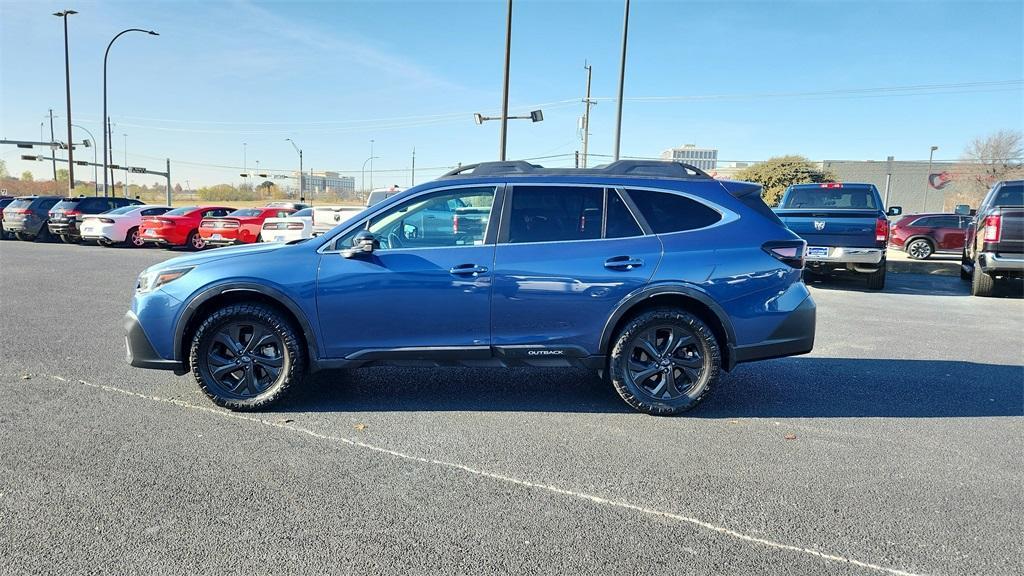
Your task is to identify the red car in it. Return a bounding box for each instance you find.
[889,213,972,259]
[198,207,296,247]
[139,205,234,250]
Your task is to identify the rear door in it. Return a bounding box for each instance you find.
[931,215,966,250]
[490,185,661,357]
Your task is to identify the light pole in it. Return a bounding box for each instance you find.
[361,156,379,194]
[925,145,938,212]
[123,133,129,196]
[71,124,98,195]
[612,0,631,161]
[104,28,158,197]
[498,0,512,161]
[242,142,247,186]
[54,9,77,193]
[370,140,375,191]
[285,138,303,199]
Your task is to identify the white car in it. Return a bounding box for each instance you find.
[260,207,313,243]
[312,205,364,236]
[80,204,172,247]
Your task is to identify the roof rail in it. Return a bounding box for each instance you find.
[440,159,712,180]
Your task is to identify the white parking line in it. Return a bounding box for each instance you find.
[43,373,926,576]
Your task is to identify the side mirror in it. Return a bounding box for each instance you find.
[887,206,903,217]
[342,230,378,258]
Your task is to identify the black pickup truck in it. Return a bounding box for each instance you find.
[961,180,1024,297]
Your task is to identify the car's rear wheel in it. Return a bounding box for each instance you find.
[189,303,306,410]
[59,234,76,244]
[608,308,720,416]
[36,226,52,242]
[125,226,145,248]
[14,232,33,241]
[960,251,972,281]
[971,260,995,297]
[906,238,933,260]
[187,230,206,250]
[866,266,886,290]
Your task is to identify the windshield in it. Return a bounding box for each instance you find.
[104,206,137,215]
[782,187,878,209]
[164,206,197,216]
[292,208,313,218]
[992,184,1023,207]
[229,208,262,217]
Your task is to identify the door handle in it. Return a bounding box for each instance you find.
[604,256,644,270]
[449,264,489,276]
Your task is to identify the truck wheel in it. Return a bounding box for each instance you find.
[906,238,933,260]
[866,267,886,290]
[189,303,306,411]
[608,308,720,416]
[971,261,995,297]
[960,252,972,281]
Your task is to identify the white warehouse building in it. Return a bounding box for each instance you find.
[660,144,719,171]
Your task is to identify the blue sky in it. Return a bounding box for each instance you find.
[1,0,1022,188]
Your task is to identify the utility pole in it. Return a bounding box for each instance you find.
[49,109,57,179]
[411,147,416,186]
[165,158,171,205]
[612,0,630,161]
[370,139,375,190]
[498,0,513,161]
[581,62,594,168]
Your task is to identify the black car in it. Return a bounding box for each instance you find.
[48,196,144,243]
[2,196,63,241]
[0,196,15,240]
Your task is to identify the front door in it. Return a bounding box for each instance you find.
[315,185,500,358]
[490,185,662,355]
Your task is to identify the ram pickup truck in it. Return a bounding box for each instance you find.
[775,182,901,290]
[961,179,1024,297]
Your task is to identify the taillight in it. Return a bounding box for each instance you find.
[875,218,888,243]
[763,241,806,269]
[98,218,115,224]
[224,221,239,228]
[983,215,1001,242]
[452,214,459,234]
[286,222,304,230]
[66,210,82,217]
[820,182,843,189]
[262,222,279,230]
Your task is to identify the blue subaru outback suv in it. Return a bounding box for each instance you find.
[126,160,815,415]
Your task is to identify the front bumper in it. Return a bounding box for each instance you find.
[124,311,186,373]
[730,294,816,368]
[978,252,1024,273]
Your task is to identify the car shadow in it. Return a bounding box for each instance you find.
[805,270,1023,298]
[277,358,1023,418]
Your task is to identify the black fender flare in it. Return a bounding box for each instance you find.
[172,282,320,363]
[598,283,737,357]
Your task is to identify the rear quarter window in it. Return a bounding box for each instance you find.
[626,189,722,233]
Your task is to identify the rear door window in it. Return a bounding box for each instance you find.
[605,189,643,238]
[507,186,604,243]
[626,189,722,233]
[141,207,171,216]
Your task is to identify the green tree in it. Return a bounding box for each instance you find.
[56,168,69,181]
[198,183,257,201]
[21,170,34,182]
[734,155,837,206]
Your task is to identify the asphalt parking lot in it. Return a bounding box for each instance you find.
[1,240,1022,575]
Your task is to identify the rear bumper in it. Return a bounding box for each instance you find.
[729,295,815,368]
[978,252,1024,273]
[124,311,186,373]
[48,222,80,236]
[806,246,884,265]
[3,221,40,234]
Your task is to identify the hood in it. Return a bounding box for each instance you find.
[146,240,288,272]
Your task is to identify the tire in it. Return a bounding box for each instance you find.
[36,226,52,242]
[186,230,206,251]
[59,234,76,244]
[189,303,306,411]
[608,308,720,416]
[866,266,886,290]
[905,238,933,260]
[125,227,145,248]
[971,260,995,297]
[14,232,33,242]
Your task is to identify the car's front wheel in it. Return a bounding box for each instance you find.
[608,308,720,415]
[906,238,933,260]
[189,303,306,410]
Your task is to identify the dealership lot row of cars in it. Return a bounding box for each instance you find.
[0,195,368,250]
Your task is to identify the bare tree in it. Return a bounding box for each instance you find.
[950,130,1024,208]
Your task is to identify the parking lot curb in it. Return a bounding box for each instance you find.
[887,260,960,276]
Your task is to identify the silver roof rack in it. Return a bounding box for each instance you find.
[441,159,712,180]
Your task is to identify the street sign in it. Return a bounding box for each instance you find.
[130,167,147,173]
[109,164,121,170]
[20,155,38,161]
[75,161,88,166]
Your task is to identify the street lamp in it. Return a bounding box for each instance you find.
[54,9,77,194]
[370,139,375,191]
[104,28,158,197]
[71,124,98,195]
[361,156,380,194]
[612,0,631,161]
[242,142,247,186]
[925,145,938,212]
[285,138,303,199]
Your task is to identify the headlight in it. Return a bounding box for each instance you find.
[136,266,194,293]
